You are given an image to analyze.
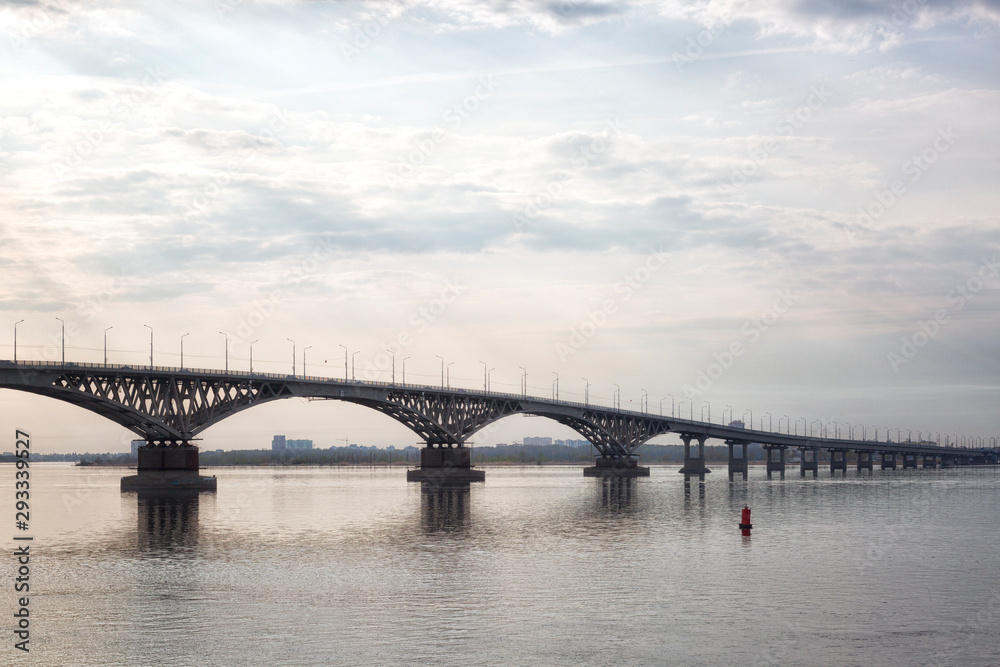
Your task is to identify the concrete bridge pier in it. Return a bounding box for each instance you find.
[856,450,874,471]
[829,449,849,475]
[880,452,897,470]
[727,441,748,481]
[407,444,486,484]
[583,456,650,477]
[902,453,918,469]
[922,454,937,468]
[679,434,711,484]
[121,443,217,492]
[764,445,786,479]
[799,447,818,478]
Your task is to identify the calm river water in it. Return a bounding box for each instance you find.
[5,463,999,666]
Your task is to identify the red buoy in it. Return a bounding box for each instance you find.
[739,505,753,531]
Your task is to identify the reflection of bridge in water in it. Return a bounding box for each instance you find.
[1,360,996,490]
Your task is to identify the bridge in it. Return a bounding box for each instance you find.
[1,359,996,489]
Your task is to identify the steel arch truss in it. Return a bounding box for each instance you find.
[356,391,525,446]
[47,370,293,442]
[549,411,674,458]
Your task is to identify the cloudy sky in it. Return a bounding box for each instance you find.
[1,0,999,454]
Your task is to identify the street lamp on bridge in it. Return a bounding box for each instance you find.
[286,338,296,376]
[701,402,711,423]
[479,361,488,391]
[402,357,410,384]
[642,389,648,413]
[779,415,789,434]
[668,394,675,417]
[518,366,527,397]
[581,378,590,405]
[723,405,732,424]
[104,326,112,366]
[613,383,620,410]
[811,419,822,437]
[446,361,453,389]
[352,351,359,381]
[436,355,445,388]
[796,417,806,436]
[553,372,559,400]
[219,331,229,373]
[339,344,348,380]
[763,412,772,432]
[180,332,189,369]
[488,367,494,392]
[250,339,258,373]
[386,349,395,383]
[303,346,312,377]
[143,324,153,369]
[744,409,753,429]
[680,399,693,420]
[13,319,24,363]
[55,317,65,366]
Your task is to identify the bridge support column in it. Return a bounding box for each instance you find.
[407,444,485,484]
[856,450,873,471]
[829,449,848,475]
[727,441,748,481]
[583,456,650,477]
[799,447,818,478]
[678,435,711,483]
[902,453,918,469]
[880,452,897,470]
[922,454,937,468]
[764,445,786,479]
[121,443,217,492]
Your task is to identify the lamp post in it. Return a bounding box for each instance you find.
[303,346,312,377]
[143,324,153,369]
[613,383,620,410]
[702,402,711,423]
[14,319,24,364]
[553,372,559,400]
[55,317,65,366]
[402,356,410,384]
[659,397,666,416]
[352,351,359,381]
[446,361,453,389]
[796,417,806,436]
[811,419,822,437]
[642,389,648,413]
[479,361,487,392]
[386,349,395,383]
[103,325,112,365]
[488,367,494,392]
[286,338,295,376]
[250,339,258,373]
[180,332,189,369]
[219,331,229,373]
[339,344,348,380]
[519,366,526,397]
[744,409,753,429]
[723,405,732,424]
[681,399,693,420]
[582,378,590,405]
[668,394,675,417]
[436,355,445,388]
[779,415,789,434]
[763,412,772,431]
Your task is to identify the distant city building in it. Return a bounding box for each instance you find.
[130,439,146,455]
[524,436,553,446]
[555,438,590,447]
[272,435,286,451]
[286,439,313,450]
